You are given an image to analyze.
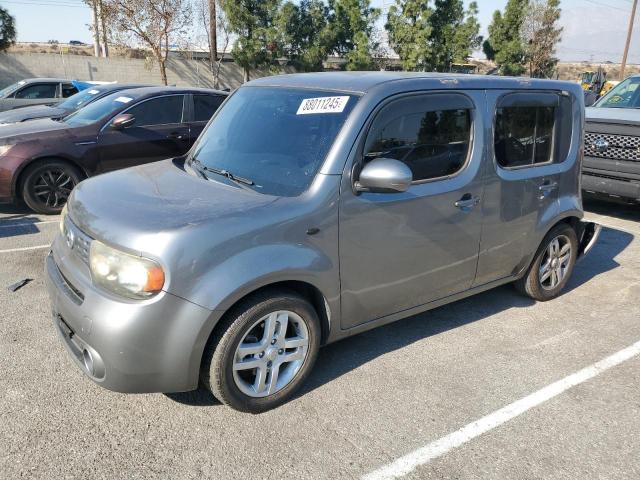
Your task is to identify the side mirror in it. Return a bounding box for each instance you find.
[355,158,413,193]
[111,113,135,130]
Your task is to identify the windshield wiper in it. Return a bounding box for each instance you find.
[190,158,255,186]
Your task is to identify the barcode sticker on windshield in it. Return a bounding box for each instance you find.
[297,96,349,115]
[114,96,133,103]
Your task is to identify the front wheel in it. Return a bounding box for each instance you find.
[201,290,321,413]
[21,160,81,214]
[515,223,578,301]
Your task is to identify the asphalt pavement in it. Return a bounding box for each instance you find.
[0,197,638,479]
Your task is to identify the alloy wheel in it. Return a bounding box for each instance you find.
[539,234,572,290]
[232,310,309,398]
[31,167,75,209]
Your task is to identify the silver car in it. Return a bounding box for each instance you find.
[46,73,600,413]
[0,78,80,112]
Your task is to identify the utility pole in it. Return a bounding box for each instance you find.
[621,0,638,80]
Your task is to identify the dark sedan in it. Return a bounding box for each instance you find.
[0,86,227,213]
[0,83,148,124]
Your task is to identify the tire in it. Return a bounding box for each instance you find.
[21,160,82,214]
[201,289,321,413]
[515,223,578,301]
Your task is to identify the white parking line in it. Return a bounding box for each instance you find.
[0,220,59,229]
[363,339,640,480]
[0,245,50,254]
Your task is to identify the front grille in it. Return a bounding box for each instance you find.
[62,217,93,266]
[584,132,640,161]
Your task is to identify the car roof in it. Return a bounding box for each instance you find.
[19,78,70,84]
[246,71,580,95]
[112,86,229,98]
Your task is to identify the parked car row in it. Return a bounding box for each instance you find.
[0,85,227,213]
[2,72,640,215]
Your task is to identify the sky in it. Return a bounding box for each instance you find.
[1,0,640,63]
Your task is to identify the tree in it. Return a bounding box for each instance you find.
[385,0,432,71]
[197,0,231,88]
[0,7,16,52]
[104,0,192,85]
[521,0,562,78]
[275,0,333,71]
[222,0,281,82]
[483,0,529,76]
[428,0,481,71]
[328,0,380,71]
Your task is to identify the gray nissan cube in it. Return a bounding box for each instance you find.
[46,72,600,413]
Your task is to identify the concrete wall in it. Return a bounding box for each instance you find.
[0,52,283,90]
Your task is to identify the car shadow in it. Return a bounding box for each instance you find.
[298,226,632,399]
[584,196,640,223]
[167,226,632,409]
[0,204,48,238]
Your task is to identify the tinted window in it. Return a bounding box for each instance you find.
[191,87,357,196]
[58,87,102,110]
[126,95,184,126]
[364,108,472,182]
[495,106,555,168]
[0,81,25,98]
[595,76,640,108]
[61,83,79,98]
[63,92,141,126]
[193,94,224,122]
[15,83,57,99]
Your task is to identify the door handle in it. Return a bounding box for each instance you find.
[455,194,480,210]
[167,132,186,140]
[538,181,558,191]
[538,181,558,199]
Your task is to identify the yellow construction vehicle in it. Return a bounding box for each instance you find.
[581,67,619,104]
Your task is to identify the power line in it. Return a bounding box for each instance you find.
[583,0,632,12]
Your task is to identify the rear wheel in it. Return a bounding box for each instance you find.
[21,160,81,214]
[201,290,321,413]
[515,223,578,301]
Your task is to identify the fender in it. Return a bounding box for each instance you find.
[11,153,89,200]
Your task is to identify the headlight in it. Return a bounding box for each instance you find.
[59,203,68,234]
[89,240,165,299]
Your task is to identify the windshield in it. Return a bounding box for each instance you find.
[63,91,137,126]
[58,87,104,110]
[0,80,25,98]
[595,77,640,108]
[190,87,358,196]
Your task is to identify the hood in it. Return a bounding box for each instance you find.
[68,159,286,253]
[0,118,72,145]
[585,107,640,127]
[0,105,68,124]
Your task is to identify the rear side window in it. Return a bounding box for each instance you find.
[61,83,79,98]
[363,94,473,182]
[15,83,57,99]
[495,93,559,168]
[193,94,224,122]
[127,95,185,126]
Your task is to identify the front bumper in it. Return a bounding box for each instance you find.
[45,238,220,394]
[582,173,640,201]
